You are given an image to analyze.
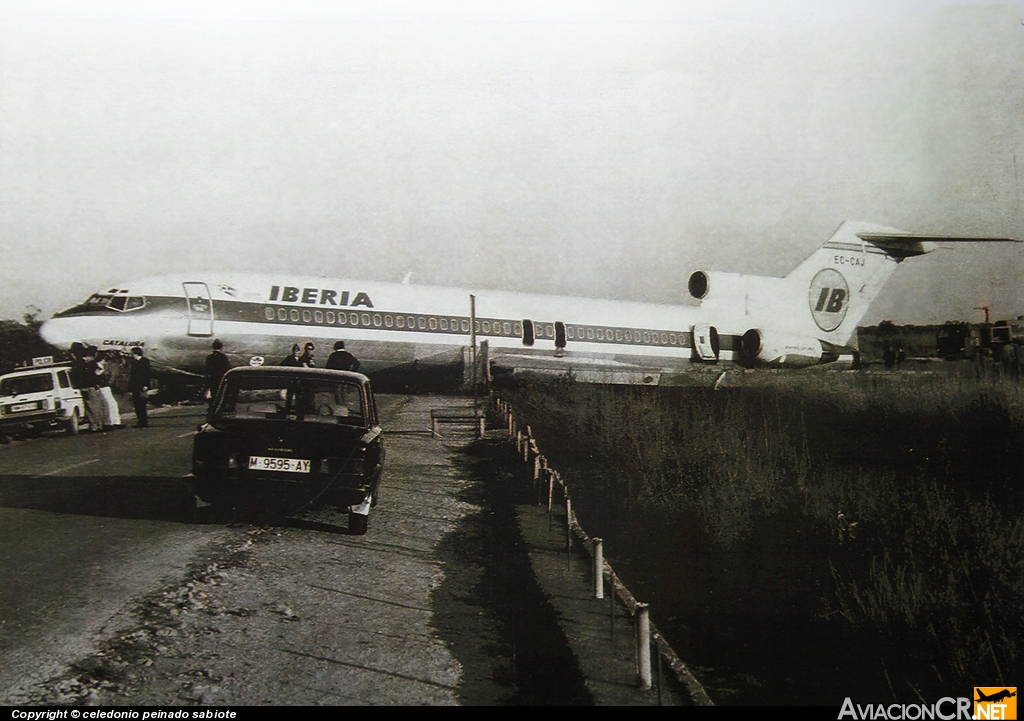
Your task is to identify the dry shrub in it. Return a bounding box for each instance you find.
[497,367,1024,694]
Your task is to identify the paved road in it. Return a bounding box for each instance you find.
[0,393,701,706]
[0,395,589,705]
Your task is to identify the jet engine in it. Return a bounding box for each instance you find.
[687,271,747,302]
[739,329,860,369]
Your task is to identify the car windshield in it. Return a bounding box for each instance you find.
[213,375,365,425]
[0,373,54,397]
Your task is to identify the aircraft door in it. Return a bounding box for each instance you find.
[692,323,720,362]
[522,319,535,346]
[183,282,214,337]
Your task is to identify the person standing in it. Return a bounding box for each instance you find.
[95,350,122,429]
[299,342,315,367]
[326,341,360,372]
[280,343,303,367]
[81,346,105,432]
[128,347,151,428]
[204,340,231,406]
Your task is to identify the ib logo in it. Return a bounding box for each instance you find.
[975,687,1017,720]
[809,268,850,332]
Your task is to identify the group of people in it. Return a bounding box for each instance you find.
[204,339,360,403]
[69,342,151,431]
[278,340,360,371]
[61,337,361,429]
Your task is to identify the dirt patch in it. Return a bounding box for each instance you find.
[432,439,593,705]
[15,528,260,706]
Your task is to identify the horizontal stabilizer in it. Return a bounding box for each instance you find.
[857,231,1022,259]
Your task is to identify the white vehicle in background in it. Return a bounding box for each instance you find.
[0,357,85,442]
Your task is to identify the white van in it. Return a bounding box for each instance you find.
[0,362,86,440]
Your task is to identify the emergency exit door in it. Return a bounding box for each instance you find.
[183,282,214,336]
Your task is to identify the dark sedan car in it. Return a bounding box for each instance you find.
[190,366,384,533]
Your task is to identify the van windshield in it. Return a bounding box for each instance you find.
[0,373,54,397]
[212,375,364,426]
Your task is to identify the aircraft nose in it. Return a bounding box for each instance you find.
[39,317,75,349]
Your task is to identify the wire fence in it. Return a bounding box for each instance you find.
[493,396,714,706]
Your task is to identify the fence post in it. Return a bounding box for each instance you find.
[565,496,573,569]
[609,578,615,641]
[547,470,555,529]
[636,603,652,690]
[593,538,604,600]
[656,635,664,706]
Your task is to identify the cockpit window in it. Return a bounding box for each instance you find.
[85,294,145,312]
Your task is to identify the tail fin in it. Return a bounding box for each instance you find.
[782,221,1020,346]
[689,221,1019,349]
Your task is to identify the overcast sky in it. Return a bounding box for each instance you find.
[1,0,1022,325]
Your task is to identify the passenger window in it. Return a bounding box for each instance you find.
[58,371,70,388]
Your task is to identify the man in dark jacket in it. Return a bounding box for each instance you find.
[128,347,151,428]
[325,341,360,372]
[204,340,231,406]
[280,344,303,367]
[81,346,105,432]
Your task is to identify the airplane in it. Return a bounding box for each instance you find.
[976,689,1016,703]
[38,221,1021,388]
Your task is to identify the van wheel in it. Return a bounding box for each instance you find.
[348,512,368,535]
[65,410,80,436]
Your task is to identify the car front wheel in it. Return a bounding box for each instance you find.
[348,511,368,535]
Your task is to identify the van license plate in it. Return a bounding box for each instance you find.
[248,456,311,473]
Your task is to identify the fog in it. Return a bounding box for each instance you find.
[1,0,1021,324]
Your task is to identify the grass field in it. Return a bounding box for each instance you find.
[495,364,1023,705]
